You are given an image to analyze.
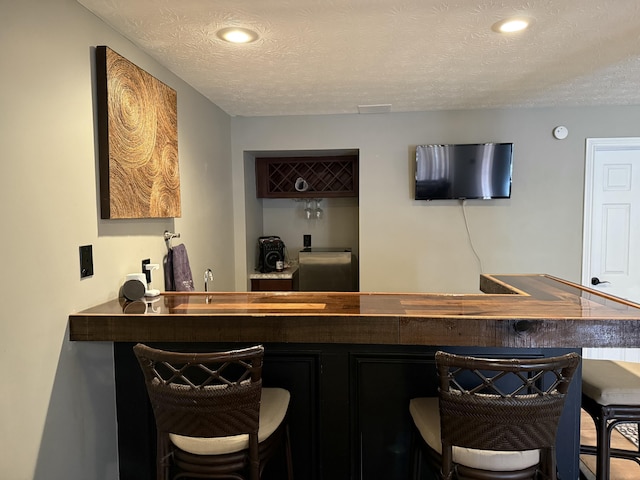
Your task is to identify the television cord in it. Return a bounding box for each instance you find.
[461,200,484,273]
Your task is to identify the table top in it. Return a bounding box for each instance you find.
[68,274,640,347]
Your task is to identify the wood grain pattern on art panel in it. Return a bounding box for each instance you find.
[96,46,180,219]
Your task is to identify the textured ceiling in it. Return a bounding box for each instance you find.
[78,0,640,117]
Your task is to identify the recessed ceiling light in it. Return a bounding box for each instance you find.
[492,17,532,34]
[216,27,259,44]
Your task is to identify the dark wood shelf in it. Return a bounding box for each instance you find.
[256,155,358,198]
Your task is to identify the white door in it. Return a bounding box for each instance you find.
[582,138,640,361]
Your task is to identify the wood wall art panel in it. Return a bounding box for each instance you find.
[96,46,180,219]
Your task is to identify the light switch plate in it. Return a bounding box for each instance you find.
[80,245,93,278]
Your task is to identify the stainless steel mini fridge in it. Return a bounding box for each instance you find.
[298,248,357,291]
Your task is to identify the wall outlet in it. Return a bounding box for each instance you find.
[142,258,151,284]
[80,245,93,278]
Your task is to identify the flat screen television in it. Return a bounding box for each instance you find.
[415,143,513,200]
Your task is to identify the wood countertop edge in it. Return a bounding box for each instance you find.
[68,274,640,346]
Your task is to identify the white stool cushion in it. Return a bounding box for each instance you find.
[170,387,290,455]
[409,397,540,471]
[582,359,640,406]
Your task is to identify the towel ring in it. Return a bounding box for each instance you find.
[164,230,181,250]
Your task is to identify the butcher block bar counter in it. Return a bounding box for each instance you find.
[69,274,640,480]
[70,274,640,347]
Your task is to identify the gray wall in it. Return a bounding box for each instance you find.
[1,1,233,478]
[232,107,640,293]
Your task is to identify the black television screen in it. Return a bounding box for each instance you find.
[415,143,513,200]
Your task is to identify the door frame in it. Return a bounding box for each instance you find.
[581,137,640,286]
[582,137,640,360]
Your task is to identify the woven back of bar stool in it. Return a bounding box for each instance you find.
[133,343,264,480]
[436,351,580,479]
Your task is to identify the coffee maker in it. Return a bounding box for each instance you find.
[257,236,286,273]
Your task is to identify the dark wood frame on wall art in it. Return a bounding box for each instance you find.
[95,46,181,219]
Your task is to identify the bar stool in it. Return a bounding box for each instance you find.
[580,358,640,480]
[133,343,294,480]
[409,351,580,480]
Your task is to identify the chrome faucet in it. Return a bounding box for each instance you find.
[204,268,214,292]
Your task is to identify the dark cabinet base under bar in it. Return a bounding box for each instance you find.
[114,342,581,480]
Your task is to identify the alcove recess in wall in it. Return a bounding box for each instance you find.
[255,153,359,198]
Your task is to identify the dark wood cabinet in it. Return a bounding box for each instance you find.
[250,269,299,291]
[353,351,438,479]
[255,155,358,198]
[251,278,295,291]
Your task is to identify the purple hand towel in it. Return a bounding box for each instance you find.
[171,244,195,291]
[163,250,175,291]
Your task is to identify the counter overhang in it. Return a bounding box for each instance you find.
[68,274,640,347]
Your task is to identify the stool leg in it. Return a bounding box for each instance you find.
[595,407,611,480]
